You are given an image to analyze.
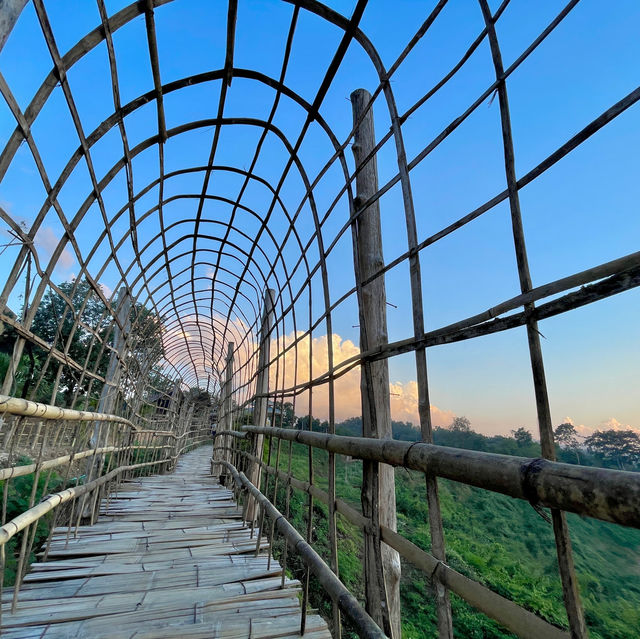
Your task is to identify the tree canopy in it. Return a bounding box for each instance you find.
[584,429,640,470]
[9,279,163,407]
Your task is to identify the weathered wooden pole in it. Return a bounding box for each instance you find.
[0,0,28,52]
[351,88,401,639]
[167,382,181,432]
[246,288,275,522]
[97,287,130,419]
[83,287,130,518]
[217,341,235,483]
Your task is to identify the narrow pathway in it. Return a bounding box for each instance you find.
[2,446,330,638]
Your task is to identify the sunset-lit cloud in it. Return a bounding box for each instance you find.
[561,415,640,438]
[162,321,454,426]
[269,331,453,425]
[389,380,455,427]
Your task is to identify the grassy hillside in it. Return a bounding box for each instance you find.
[266,438,640,638]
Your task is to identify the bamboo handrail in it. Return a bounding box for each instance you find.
[0,433,211,546]
[0,395,136,429]
[240,425,640,529]
[221,460,387,639]
[230,448,569,639]
[0,456,170,546]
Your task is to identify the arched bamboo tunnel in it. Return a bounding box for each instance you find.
[0,1,638,638]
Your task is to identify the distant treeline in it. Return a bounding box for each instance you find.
[281,404,640,472]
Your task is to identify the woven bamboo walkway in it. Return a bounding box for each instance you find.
[2,446,330,638]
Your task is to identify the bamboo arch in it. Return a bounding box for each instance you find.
[0,1,638,638]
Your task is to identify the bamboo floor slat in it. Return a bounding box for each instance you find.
[2,446,331,638]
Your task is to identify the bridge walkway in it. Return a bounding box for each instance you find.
[2,445,330,639]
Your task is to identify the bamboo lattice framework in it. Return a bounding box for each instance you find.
[0,1,638,638]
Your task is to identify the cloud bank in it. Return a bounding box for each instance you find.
[562,415,640,437]
[163,321,454,426]
[269,331,453,426]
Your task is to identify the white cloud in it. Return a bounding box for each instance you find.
[390,380,454,427]
[561,415,640,438]
[270,330,453,425]
[34,226,75,270]
[161,322,456,425]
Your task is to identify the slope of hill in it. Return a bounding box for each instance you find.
[268,430,640,638]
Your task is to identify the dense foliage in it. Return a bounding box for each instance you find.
[1,457,64,587]
[0,279,163,407]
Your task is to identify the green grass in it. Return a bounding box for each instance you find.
[1,457,64,587]
[261,440,640,638]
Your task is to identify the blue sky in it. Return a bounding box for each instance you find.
[0,0,638,435]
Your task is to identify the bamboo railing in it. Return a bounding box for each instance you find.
[0,393,211,620]
[213,421,640,639]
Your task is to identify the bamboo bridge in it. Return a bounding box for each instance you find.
[0,1,639,638]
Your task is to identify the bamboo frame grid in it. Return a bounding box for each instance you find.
[0,1,638,637]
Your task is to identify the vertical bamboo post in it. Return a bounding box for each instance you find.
[477,3,587,637]
[246,288,275,522]
[351,88,400,639]
[98,287,130,418]
[83,287,130,519]
[168,382,181,432]
[218,342,234,484]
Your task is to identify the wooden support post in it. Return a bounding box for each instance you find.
[351,88,401,639]
[246,288,275,522]
[167,382,181,433]
[97,287,130,419]
[83,287,130,518]
[216,342,235,483]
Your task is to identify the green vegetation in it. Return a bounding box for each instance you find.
[1,457,64,587]
[262,416,640,638]
[0,279,163,407]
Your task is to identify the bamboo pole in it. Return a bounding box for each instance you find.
[83,287,131,515]
[351,88,399,639]
[246,288,275,522]
[233,448,569,639]
[222,460,387,639]
[0,455,170,546]
[213,342,235,480]
[0,394,136,428]
[478,3,587,636]
[240,425,640,529]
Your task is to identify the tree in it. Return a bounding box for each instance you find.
[26,279,163,407]
[280,402,295,429]
[512,427,533,447]
[584,429,640,470]
[29,279,111,404]
[296,414,320,432]
[450,416,471,432]
[555,422,581,463]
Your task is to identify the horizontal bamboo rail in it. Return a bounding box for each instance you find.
[226,446,567,639]
[0,394,136,428]
[220,460,387,639]
[0,456,168,546]
[0,433,211,546]
[0,438,200,481]
[0,446,120,481]
[240,425,640,528]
